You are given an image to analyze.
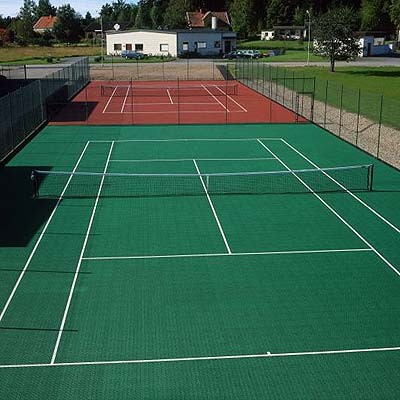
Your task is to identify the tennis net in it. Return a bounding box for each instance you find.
[32,164,373,198]
[100,83,238,97]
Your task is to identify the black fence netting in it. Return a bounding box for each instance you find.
[0,57,89,162]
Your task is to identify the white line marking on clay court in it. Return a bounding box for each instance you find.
[104,110,245,114]
[193,159,231,254]
[102,86,118,114]
[50,141,115,364]
[1,345,400,369]
[82,248,372,262]
[201,84,229,112]
[280,138,400,235]
[257,139,400,277]
[0,142,91,323]
[166,89,174,104]
[214,85,248,112]
[120,86,130,113]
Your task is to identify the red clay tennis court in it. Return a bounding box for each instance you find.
[49,80,307,125]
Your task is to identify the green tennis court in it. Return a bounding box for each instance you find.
[1,123,400,399]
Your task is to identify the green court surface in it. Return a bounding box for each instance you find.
[1,123,400,399]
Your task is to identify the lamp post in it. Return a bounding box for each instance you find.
[100,16,104,67]
[306,10,311,66]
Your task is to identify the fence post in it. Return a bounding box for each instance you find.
[323,80,328,128]
[377,94,384,159]
[355,88,361,146]
[177,78,180,124]
[225,78,228,124]
[130,77,134,125]
[338,83,344,137]
[7,93,15,148]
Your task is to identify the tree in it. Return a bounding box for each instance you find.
[36,0,56,18]
[313,6,361,72]
[84,12,94,25]
[163,0,194,29]
[230,0,260,38]
[360,0,392,31]
[18,0,37,42]
[53,5,82,43]
[390,0,400,29]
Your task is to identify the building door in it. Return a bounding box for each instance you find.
[367,43,372,56]
[224,40,231,53]
[126,44,132,51]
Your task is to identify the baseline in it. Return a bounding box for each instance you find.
[1,345,399,369]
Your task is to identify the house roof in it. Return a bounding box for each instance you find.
[33,16,57,30]
[84,21,133,32]
[186,11,230,28]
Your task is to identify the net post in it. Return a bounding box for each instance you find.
[31,170,38,198]
[368,164,374,191]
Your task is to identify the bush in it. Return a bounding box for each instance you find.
[46,56,53,63]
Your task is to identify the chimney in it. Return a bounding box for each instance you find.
[211,16,217,30]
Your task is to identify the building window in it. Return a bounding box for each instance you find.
[182,41,189,51]
[214,41,220,48]
[197,42,207,49]
[126,43,132,50]
[114,43,122,51]
[160,43,169,52]
[135,43,143,51]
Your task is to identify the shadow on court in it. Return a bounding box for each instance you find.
[0,166,57,247]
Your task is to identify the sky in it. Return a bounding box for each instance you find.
[0,0,138,18]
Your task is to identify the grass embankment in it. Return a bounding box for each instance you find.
[0,45,101,64]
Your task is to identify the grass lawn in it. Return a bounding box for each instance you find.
[257,50,323,63]
[0,45,101,64]
[289,66,400,128]
[238,40,308,50]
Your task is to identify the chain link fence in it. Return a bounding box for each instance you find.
[0,57,90,162]
[235,58,400,169]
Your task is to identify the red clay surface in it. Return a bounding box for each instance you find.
[49,80,307,126]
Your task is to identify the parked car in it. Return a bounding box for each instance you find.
[241,50,262,59]
[223,50,246,59]
[121,50,148,60]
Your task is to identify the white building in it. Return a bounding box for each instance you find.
[106,28,237,57]
[358,35,395,57]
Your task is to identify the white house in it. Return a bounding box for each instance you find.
[106,28,237,57]
[261,30,275,41]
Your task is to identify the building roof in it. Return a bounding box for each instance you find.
[186,10,230,28]
[33,16,57,30]
[105,28,236,36]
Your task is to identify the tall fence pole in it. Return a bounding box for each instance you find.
[338,83,344,137]
[323,80,328,129]
[377,94,384,159]
[355,88,361,146]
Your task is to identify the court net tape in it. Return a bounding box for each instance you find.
[100,83,238,97]
[32,164,373,198]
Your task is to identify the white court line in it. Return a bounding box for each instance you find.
[280,138,400,235]
[82,248,372,262]
[124,102,225,106]
[201,85,229,112]
[109,157,277,163]
[257,139,400,277]
[50,141,115,364]
[166,89,173,104]
[89,138,282,143]
[193,159,231,254]
[1,345,400,369]
[102,86,118,114]
[0,142,90,324]
[214,85,248,112]
[120,86,130,113]
[103,110,244,114]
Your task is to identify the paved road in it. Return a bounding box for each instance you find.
[89,56,400,68]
